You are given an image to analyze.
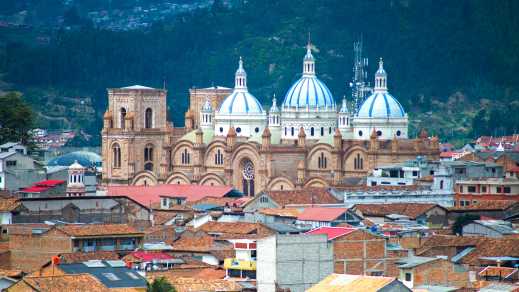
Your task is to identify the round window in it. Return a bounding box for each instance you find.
[236,127,242,133]
[219,127,223,133]
[255,127,259,133]
[396,130,401,136]
[377,130,382,136]
[358,130,363,137]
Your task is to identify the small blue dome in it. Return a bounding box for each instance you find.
[218,91,264,114]
[357,92,406,118]
[282,76,335,108]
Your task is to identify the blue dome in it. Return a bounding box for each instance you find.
[47,151,101,167]
[357,92,406,118]
[282,76,335,108]
[218,91,264,114]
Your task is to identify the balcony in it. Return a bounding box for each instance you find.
[224,258,256,271]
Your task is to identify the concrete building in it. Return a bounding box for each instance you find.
[455,178,519,206]
[256,234,333,292]
[0,144,46,192]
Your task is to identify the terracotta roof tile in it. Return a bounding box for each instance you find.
[0,198,19,212]
[57,224,144,237]
[196,221,274,238]
[0,268,23,278]
[17,274,109,291]
[58,251,120,264]
[265,187,340,207]
[449,200,519,211]
[258,208,301,218]
[166,277,242,292]
[147,268,225,282]
[353,203,441,219]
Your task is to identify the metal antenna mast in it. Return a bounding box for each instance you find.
[349,36,372,115]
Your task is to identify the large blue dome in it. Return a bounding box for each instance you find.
[282,76,335,109]
[357,92,406,118]
[218,91,264,114]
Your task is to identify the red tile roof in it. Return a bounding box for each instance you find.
[305,226,357,240]
[107,184,234,206]
[17,274,109,291]
[264,188,340,207]
[353,203,442,219]
[19,179,65,193]
[57,224,144,237]
[297,207,348,222]
[58,251,120,264]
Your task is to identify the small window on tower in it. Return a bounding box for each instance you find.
[220,127,224,133]
[377,130,382,136]
[236,127,242,133]
[358,130,363,137]
[396,130,401,136]
[255,127,259,133]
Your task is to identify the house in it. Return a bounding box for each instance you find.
[256,234,333,292]
[243,188,341,217]
[295,207,362,228]
[455,177,519,204]
[256,208,301,225]
[123,251,183,271]
[7,274,110,292]
[14,196,153,226]
[34,259,147,290]
[170,230,234,266]
[305,226,403,276]
[223,238,257,280]
[351,203,448,227]
[196,221,275,239]
[8,224,144,272]
[18,179,66,198]
[307,273,411,292]
[448,200,519,222]
[396,256,470,289]
[462,220,519,238]
[0,144,46,192]
[416,235,519,271]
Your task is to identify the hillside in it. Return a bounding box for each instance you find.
[1,0,519,146]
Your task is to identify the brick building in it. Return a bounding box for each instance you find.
[397,256,471,289]
[8,224,144,272]
[306,226,403,277]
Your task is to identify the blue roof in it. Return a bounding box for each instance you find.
[47,151,101,167]
[282,76,335,108]
[357,92,406,118]
[59,261,147,288]
[218,91,264,114]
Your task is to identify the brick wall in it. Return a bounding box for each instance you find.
[406,259,470,288]
[9,228,72,272]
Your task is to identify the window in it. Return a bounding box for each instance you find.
[120,108,126,129]
[291,127,294,136]
[329,127,332,134]
[317,152,327,169]
[440,180,444,190]
[459,186,463,192]
[144,145,154,162]
[310,127,314,136]
[6,160,16,167]
[112,144,121,168]
[284,127,287,136]
[145,108,153,128]
[396,130,401,136]
[259,196,269,203]
[220,127,224,133]
[214,149,224,165]
[255,127,260,133]
[376,130,382,136]
[412,171,418,177]
[504,186,511,193]
[468,186,476,193]
[481,186,487,193]
[236,127,241,133]
[405,273,412,282]
[358,130,363,137]
[354,153,363,170]
[181,149,190,165]
[320,127,324,136]
[144,162,153,171]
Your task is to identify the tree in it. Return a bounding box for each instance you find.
[452,214,480,235]
[147,277,176,292]
[0,92,35,146]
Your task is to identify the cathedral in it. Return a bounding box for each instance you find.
[101,42,439,195]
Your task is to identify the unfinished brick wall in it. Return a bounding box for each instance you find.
[411,259,470,288]
[9,228,72,272]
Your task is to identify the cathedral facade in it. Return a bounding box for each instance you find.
[101,43,440,195]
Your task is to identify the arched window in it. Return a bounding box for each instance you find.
[329,127,332,134]
[321,127,324,136]
[284,127,287,136]
[310,127,315,136]
[112,143,121,168]
[144,162,153,171]
[241,159,255,196]
[145,108,153,129]
[144,144,154,162]
[440,180,444,190]
[354,153,363,170]
[318,152,327,169]
[120,108,126,129]
[214,149,223,165]
[181,149,190,165]
[291,127,294,136]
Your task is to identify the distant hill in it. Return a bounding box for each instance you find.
[1,0,518,146]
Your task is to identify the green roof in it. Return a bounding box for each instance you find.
[180,128,215,144]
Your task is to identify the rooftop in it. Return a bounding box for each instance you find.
[307,273,401,292]
[262,187,340,207]
[353,203,441,219]
[305,226,357,240]
[297,207,348,222]
[57,224,144,238]
[14,274,109,292]
[258,208,301,218]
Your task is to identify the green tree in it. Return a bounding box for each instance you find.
[147,277,176,292]
[0,92,35,146]
[452,214,480,235]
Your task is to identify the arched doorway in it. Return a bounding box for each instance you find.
[241,159,255,196]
